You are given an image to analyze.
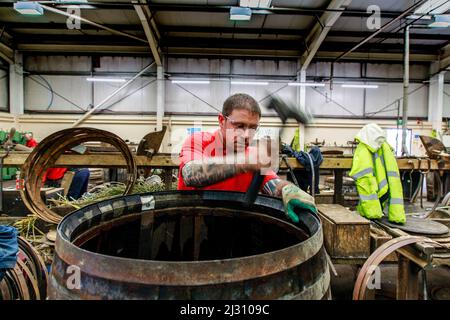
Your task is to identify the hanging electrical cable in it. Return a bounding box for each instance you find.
[27,75,86,112]
[35,74,54,110]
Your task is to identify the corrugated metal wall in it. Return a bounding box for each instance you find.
[0,55,445,119]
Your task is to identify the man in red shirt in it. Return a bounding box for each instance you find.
[178,93,317,223]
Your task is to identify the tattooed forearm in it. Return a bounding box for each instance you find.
[182,157,257,187]
[262,179,291,197]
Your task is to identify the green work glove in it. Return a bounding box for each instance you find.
[281,184,317,223]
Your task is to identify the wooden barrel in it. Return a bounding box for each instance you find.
[48,191,331,300]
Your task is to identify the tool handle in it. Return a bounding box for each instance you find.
[243,172,264,206]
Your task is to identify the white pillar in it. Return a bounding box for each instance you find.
[428,71,445,135]
[9,53,24,116]
[156,64,164,131]
[296,66,306,151]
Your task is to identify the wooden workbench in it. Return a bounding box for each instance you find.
[2,152,449,170]
[2,152,449,204]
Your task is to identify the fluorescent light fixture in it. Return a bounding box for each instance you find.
[56,0,96,9]
[288,82,325,87]
[86,77,126,83]
[414,0,450,15]
[230,7,252,21]
[231,81,269,85]
[406,14,433,20]
[171,80,210,84]
[428,14,450,27]
[240,0,271,8]
[342,84,378,89]
[14,2,44,15]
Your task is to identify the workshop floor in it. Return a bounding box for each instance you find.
[331,264,450,300]
[331,199,450,300]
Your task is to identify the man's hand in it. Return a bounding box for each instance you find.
[248,137,276,173]
[281,184,317,223]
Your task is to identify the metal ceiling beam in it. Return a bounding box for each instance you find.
[160,27,449,41]
[134,0,161,66]
[143,2,160,40]
[327,30,450,41]
[161,26,305,36]
[160,36,438,52]
[39,4,148,44]
[17,43,150,54]
[316,50,437,62]
[431,41,450,75]
[14,42,438,62]
[138,4,403,18]
[160,37,306,51]
[3,22,145,31]
[166,47,437,62]
[300,0,352,71]
[11,34,144,43]
[333,0,428,62]
[439,43,450,71]
[9,34,439,53]
[0,41,14,64]
[320,43,440,52]
[4,22,449,42]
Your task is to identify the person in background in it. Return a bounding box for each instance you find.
[24,134,90,200]
[24,132,37,148]
[43,168,90,200]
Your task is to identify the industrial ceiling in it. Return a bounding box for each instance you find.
[0,0,449,66]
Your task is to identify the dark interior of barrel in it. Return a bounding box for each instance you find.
[74,207,310,262]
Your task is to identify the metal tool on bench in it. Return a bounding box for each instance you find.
[136,126,167,178]
[412,158,431,209]
[2,128,33,152]
[379,216,449,235]
[243,94,313,205]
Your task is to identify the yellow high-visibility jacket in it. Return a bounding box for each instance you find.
[349,124,406,224]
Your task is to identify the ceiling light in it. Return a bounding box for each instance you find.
[428,14,450,27]
[288,82,325,87]
[230,7,252,21]
[56,0,96,9]
[239,0,272,8]
[414,0,450,15]
[406,14,433,20]
[171,80,210,84]
[231,81,269,85]
[342,84,378,89]
[14,2,44,15]
[86,77,126,83]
